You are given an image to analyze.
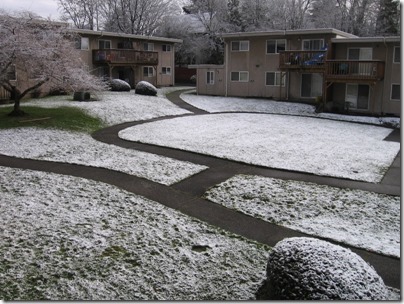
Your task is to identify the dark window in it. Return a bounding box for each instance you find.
[391,84,400,100]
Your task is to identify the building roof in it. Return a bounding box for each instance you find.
[73,28,183,44]
[330,36,400,43]
[221,28,357,39]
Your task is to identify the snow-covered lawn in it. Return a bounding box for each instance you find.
[204,175,400,258]
[0,128,206,186]
[119,113,399,183]
[0,166,268,300]
[0,89,401,299]
[180,91,401,128]
[22,89,191,126]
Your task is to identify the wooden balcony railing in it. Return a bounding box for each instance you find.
[93,49,158,65]
[325,60,385,82]
[279,50,327,70]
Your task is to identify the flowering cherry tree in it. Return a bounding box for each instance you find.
[0,10,107,116]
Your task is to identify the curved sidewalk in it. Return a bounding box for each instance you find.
[0,89,400,289]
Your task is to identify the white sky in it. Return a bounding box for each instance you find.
[0,0,61,20]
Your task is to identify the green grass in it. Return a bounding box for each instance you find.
[0,106,105,133]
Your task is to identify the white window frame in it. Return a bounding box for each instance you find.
[98,39,111,49]
[347,48,373,60]
[391,84,400,101]
[80,37,89,50]
[266,39,286,54]
[266,71,285,86]
[393,46,400,63]
[231,41,249,52]
[206,71,214,85]
[143,66,154,77]
[144,43,154,51]
[302,39,324,51]
[162,66,171,75]
[231,71,249,82]
[162,44,172,52]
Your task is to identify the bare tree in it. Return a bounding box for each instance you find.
[57,0,104,30]
[0,10,106,116]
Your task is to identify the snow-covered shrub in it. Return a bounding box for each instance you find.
[135,81,157,96]
[110,79,131,92]
[73,91,91,101]
[256,237,389,300]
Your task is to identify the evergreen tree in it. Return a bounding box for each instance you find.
[376,0,400,35]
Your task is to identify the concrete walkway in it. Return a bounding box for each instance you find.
[0,89,400,289]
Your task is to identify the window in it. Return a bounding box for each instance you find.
[206,71,214,84]
[266,39,286,54]
[394,46,400,63]
[302,39,324,50]
[162,67,171,75]
[266,72,285,86]
[348,48,372,60]
[301,73,323,98]
[231,41,249,51]
[76,37,89,50]
[346,84,369,109]
[98,39,111,49]
[231,71,249,82]
[144,43,154,51]
[162,44,171,52]
[391,84,400,100]
[143,66,154,77]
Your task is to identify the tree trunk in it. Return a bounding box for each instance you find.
[8,89,26,117]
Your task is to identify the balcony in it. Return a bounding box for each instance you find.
[325,60,385,82]
[93,49,158,65]
[279,50,327,71]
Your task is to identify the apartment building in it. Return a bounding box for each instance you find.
[190,28,400,116]
[75,29,182,88]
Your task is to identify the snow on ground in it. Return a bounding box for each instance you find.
[180,91,401,128]
[22,89,191,126]
[204,175,400,258]
[119,113,399,183]
[0,166,269,300]
[0,128,207,186]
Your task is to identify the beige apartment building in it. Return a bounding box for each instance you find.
[75,29,182,88]
[0,27,181,101]
[191,28,400,116]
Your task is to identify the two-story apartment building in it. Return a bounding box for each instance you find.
[190,28,400,116]
[75,29,182,88]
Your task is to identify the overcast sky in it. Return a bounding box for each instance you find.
[0,0,61,19]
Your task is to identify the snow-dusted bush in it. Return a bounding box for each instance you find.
[256,237,389,300]
[110,79,131,91]
[135,81,157,96]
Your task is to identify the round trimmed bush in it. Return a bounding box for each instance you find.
[256,237,389,300]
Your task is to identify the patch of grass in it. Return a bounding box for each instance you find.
[0,106,105,133]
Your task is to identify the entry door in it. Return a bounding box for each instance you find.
[346,84,369,109]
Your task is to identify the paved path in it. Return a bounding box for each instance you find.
[0,89,400,289]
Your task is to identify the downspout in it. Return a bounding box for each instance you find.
[225,41,229,97]
[380,37,388,115]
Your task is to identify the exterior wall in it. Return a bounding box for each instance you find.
[77,32,178,88]
[329,40,400,116]
[382,43,401,115]
[192,65,225,96]
[192,29,400,117]
[224,32,339,100]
